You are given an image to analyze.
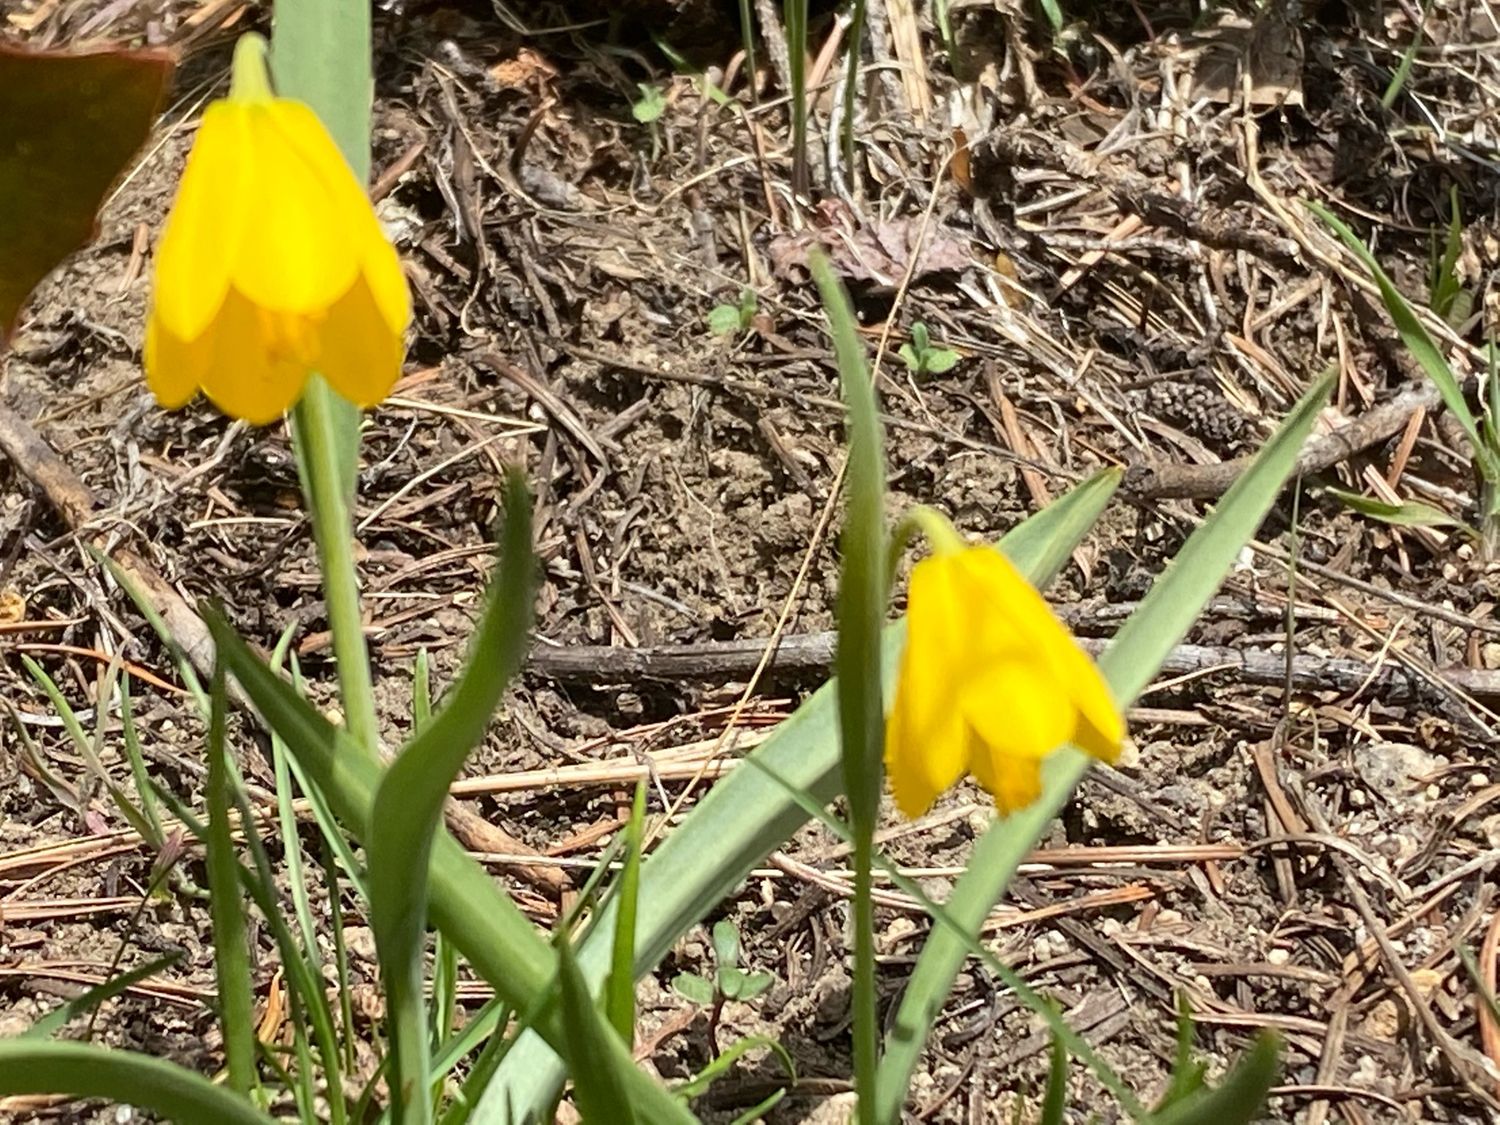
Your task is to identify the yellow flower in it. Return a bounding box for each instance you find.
[144,35,409,425]
[886,544,1125,819]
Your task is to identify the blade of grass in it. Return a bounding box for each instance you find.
[20,655,158,845]
[813,251,886,1125]
[206,662,258,1098]
[483,467,1122,1119]
[873,369,1334,1122]
[557,937,638,1125]
[0,1040,275,1124]
[1309,201,1494,480]
[119,676,164,845]
[605,782,648,1045]
[1146,1034,1280,1125]
[784,0,808,195]
[368,471,534,1124]
[204,616,699,1124]
[227,781,348,1125]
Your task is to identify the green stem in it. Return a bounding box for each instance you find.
[852,833,878,1125]
[292,383,381,758]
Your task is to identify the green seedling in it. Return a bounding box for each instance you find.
[707,289,758,336]
[672,920,774,1053]
[1313,201,1500,557]
[1430,187,1473,329]
[631,82,666,124]
[898,321,960,376]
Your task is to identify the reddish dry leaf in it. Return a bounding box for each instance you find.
[0,43,174,345]
[768,203,971,289]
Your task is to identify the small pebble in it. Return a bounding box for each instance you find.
[1267,947,1290,966]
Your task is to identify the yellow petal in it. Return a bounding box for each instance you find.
[359,231,412,339]
[964,660,1074,761]
[953,547,1066,662]
[968,745,1042,815]
[195,289,311,424]
[143,310,207,409]
[227,101,364,316]
[955,546,1125,761]
[884,557,972,818]
[151,103,250,342]
[1063,650,1125,763]
[317,275,405,407]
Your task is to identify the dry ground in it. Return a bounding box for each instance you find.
[5,0,1500,1120]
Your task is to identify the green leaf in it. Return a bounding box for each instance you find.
[368,471,535,1123]
[631,83,667,124]
[205,611,697,1125]
[1156,995,1208,1109]
[711,920,742,972]
[672,1034,795,1102]
[1325,486,1473,533]
[897,343,920,371]
[205,663,258,1098]
[814,251,886,837]
[0,44,172,344]
[605,783,648,1045]
[707,304,742,335]
[483,469,1123,1118]
[557,939,638,1125]
[673,973,715,1006]
[874,370,1335,1123]
[1146,1034,1280,1125]
[1309,201,1494,481]
[923,348,960,375]
[0,1040,275,1125]
[1040,1034,1068,1125]
[737,971,774,1001]
[814,251,886,1120]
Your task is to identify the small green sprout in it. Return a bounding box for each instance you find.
[673,920,773,1007]
[631,82,667,124]
[707,289,759,336]
[898,321,960,376]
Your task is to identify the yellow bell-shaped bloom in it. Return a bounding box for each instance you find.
[144,35,409,425]
[886,542,1125,819]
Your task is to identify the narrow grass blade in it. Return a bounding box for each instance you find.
[673,1035,794,1101]
[814,253,886,836]
[1146,1034,1280,1125]
[205,614,698,1125]
[23,954,181,1040]
[813,252,886,1122]
[784,0,808,195]
[119,676,164,845]
[483,468,1121,1118]
[1325,486,1472,533]
[205,663,257,1098]
[227,781,347,1125]
[606,783,648,1045]
[1040,1035,1067,1125]
[20,656,158,844]
[1309,201,1492,478]
[0,1041,274,1124]
[873,370,1334,1121]
[557,939,638,1125]
[368,471,534,1123]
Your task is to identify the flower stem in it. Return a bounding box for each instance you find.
[852,832,879,1125]
[292,379,380,759]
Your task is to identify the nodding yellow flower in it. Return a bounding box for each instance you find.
[886,540,1125,819]
[144,34,409,425]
